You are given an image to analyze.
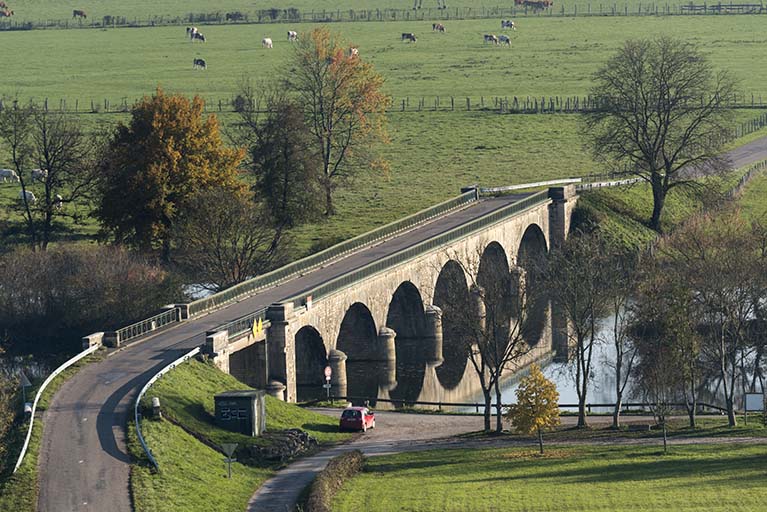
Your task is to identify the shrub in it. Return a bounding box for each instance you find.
[304,450,365,512]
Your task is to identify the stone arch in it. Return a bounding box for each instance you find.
[386,281,427,404]
[433,260,473,389]
[294,326,327,402]
[336,302,379,401]
[477,241,514,356]
[517,223,549,345]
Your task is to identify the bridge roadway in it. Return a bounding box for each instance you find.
[36,135,767,512]
[36,193,532,512]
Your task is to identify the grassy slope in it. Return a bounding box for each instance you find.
[333,443,767,512]
[738,171,767,222]
[130,359,350,511]
[0,351,104,512]
[2,17,767,101]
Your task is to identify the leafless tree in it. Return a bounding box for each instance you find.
[586,37,736,231]
[173,188,290,292]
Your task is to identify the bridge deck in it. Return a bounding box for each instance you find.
[36,134,767,512]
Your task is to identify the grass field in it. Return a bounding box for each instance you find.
[332,443,767,512]
[2,17,767,102]
[738,171,767,222]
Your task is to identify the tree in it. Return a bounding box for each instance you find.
[586,37,736,231]
[173,188,291,292]
[287,28,390,216]
[0,101,95,251]
[543,232,612,428]
[506,364,560,454]
[95,88,245,258]
[439,244,532,432]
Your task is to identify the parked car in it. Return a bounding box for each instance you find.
[339,407,375,432]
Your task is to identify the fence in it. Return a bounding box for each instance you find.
[134,346,201,472]
[7,94,767,116]
[187,189,477,317]
[114,307,181,345]
[2,3,767,32]
[13,343,101,473]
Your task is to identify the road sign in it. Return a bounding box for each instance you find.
[322,383,332,389]
[19,370,31,388]
[324,366,332,380]
[251,318,263,338]
[221,443,239,479]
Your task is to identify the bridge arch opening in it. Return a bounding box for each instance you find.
[477,241,514,357]
[336,302,379,403]
[517,224,549,346]
[433,260,473,389]
[386,281,428,405]
[294,326,327,402]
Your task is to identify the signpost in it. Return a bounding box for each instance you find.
[324,366,332,399]
[221,443,238,479]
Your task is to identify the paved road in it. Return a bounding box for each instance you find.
[245,409,767,512]
[36,136,767,512]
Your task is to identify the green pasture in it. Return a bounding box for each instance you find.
[738,171,767,222]
[333,443,767,512]
[0,0,734,25]
[1,16,767,102]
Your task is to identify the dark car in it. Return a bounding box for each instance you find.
[339,407,375,432]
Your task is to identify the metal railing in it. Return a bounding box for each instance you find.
[576,177,643,191]
[114,307,181,345]
[134,346,201,472]
[187,190,478,318]
[216,308,270,339]
[480,178,582,195]
[282,190,551,310]
[13,343,101,473]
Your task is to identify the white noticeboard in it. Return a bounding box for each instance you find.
[745,393,764,412]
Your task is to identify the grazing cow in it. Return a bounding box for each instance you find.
[287,30,298,41]
[0,9,13,17]
[0,169,19,182]
[484,34,499,45]
[432,23,446,32]
[31,168,48,182]
[501,19,516,30]
[349,47,359,58]
[54,194,63,211]
[193,58,207,70]
[401,33,417,43]
[18,190,36,204]
[72,9,86,19]
[193,32,206,42]
[188,26,198,39]
[499,34,511,46]
[262,37,273,48]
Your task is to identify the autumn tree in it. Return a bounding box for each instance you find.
[95,88,245,258]
[586,37,736,231]
[173,188,291,292]
[287,28,390,215]
[0,101,96,251]
[506,364,560,454]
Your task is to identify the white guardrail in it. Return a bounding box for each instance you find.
[134,346,201,471]
[13,343,101,473]
[480,178,582,195]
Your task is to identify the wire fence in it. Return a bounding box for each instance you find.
[2,3,767,31]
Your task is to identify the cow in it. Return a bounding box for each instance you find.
[484,34,499,45]
[72,9,86,19]
[0,9,13,17]
[31,168,48,182]
[0,169,19,182]
[501,19,516,30]
[287,30,298,41]
[401,33,417,43]
[349,47,359,58]
[193,32,206,43]
[499,34,511,46]
[54,194,63,211]
[18,190,36,204]
[193,58,207,70]
[432,23,446,32]
[188,26,198,39]
[262,37,273,48]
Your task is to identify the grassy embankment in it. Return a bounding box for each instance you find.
[129,358,350,512]
[0,351,104,512]
[332,443,767,512]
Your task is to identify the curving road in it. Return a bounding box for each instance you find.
[36,137,767,512]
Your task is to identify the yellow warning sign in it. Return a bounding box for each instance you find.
[252,318,263,337]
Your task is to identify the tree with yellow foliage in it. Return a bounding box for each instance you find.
[506,364,560,454]
[95,88,245,258]
[287,28,390,216]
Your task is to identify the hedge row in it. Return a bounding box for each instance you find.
[304,450,366,512]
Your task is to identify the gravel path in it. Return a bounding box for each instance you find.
[245,409,767,512]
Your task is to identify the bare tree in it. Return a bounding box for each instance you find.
[542,232,612,428]
[586,37,736,231]
[440,244,532,432]
[173,188,290,292]
[0,102,95,250]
